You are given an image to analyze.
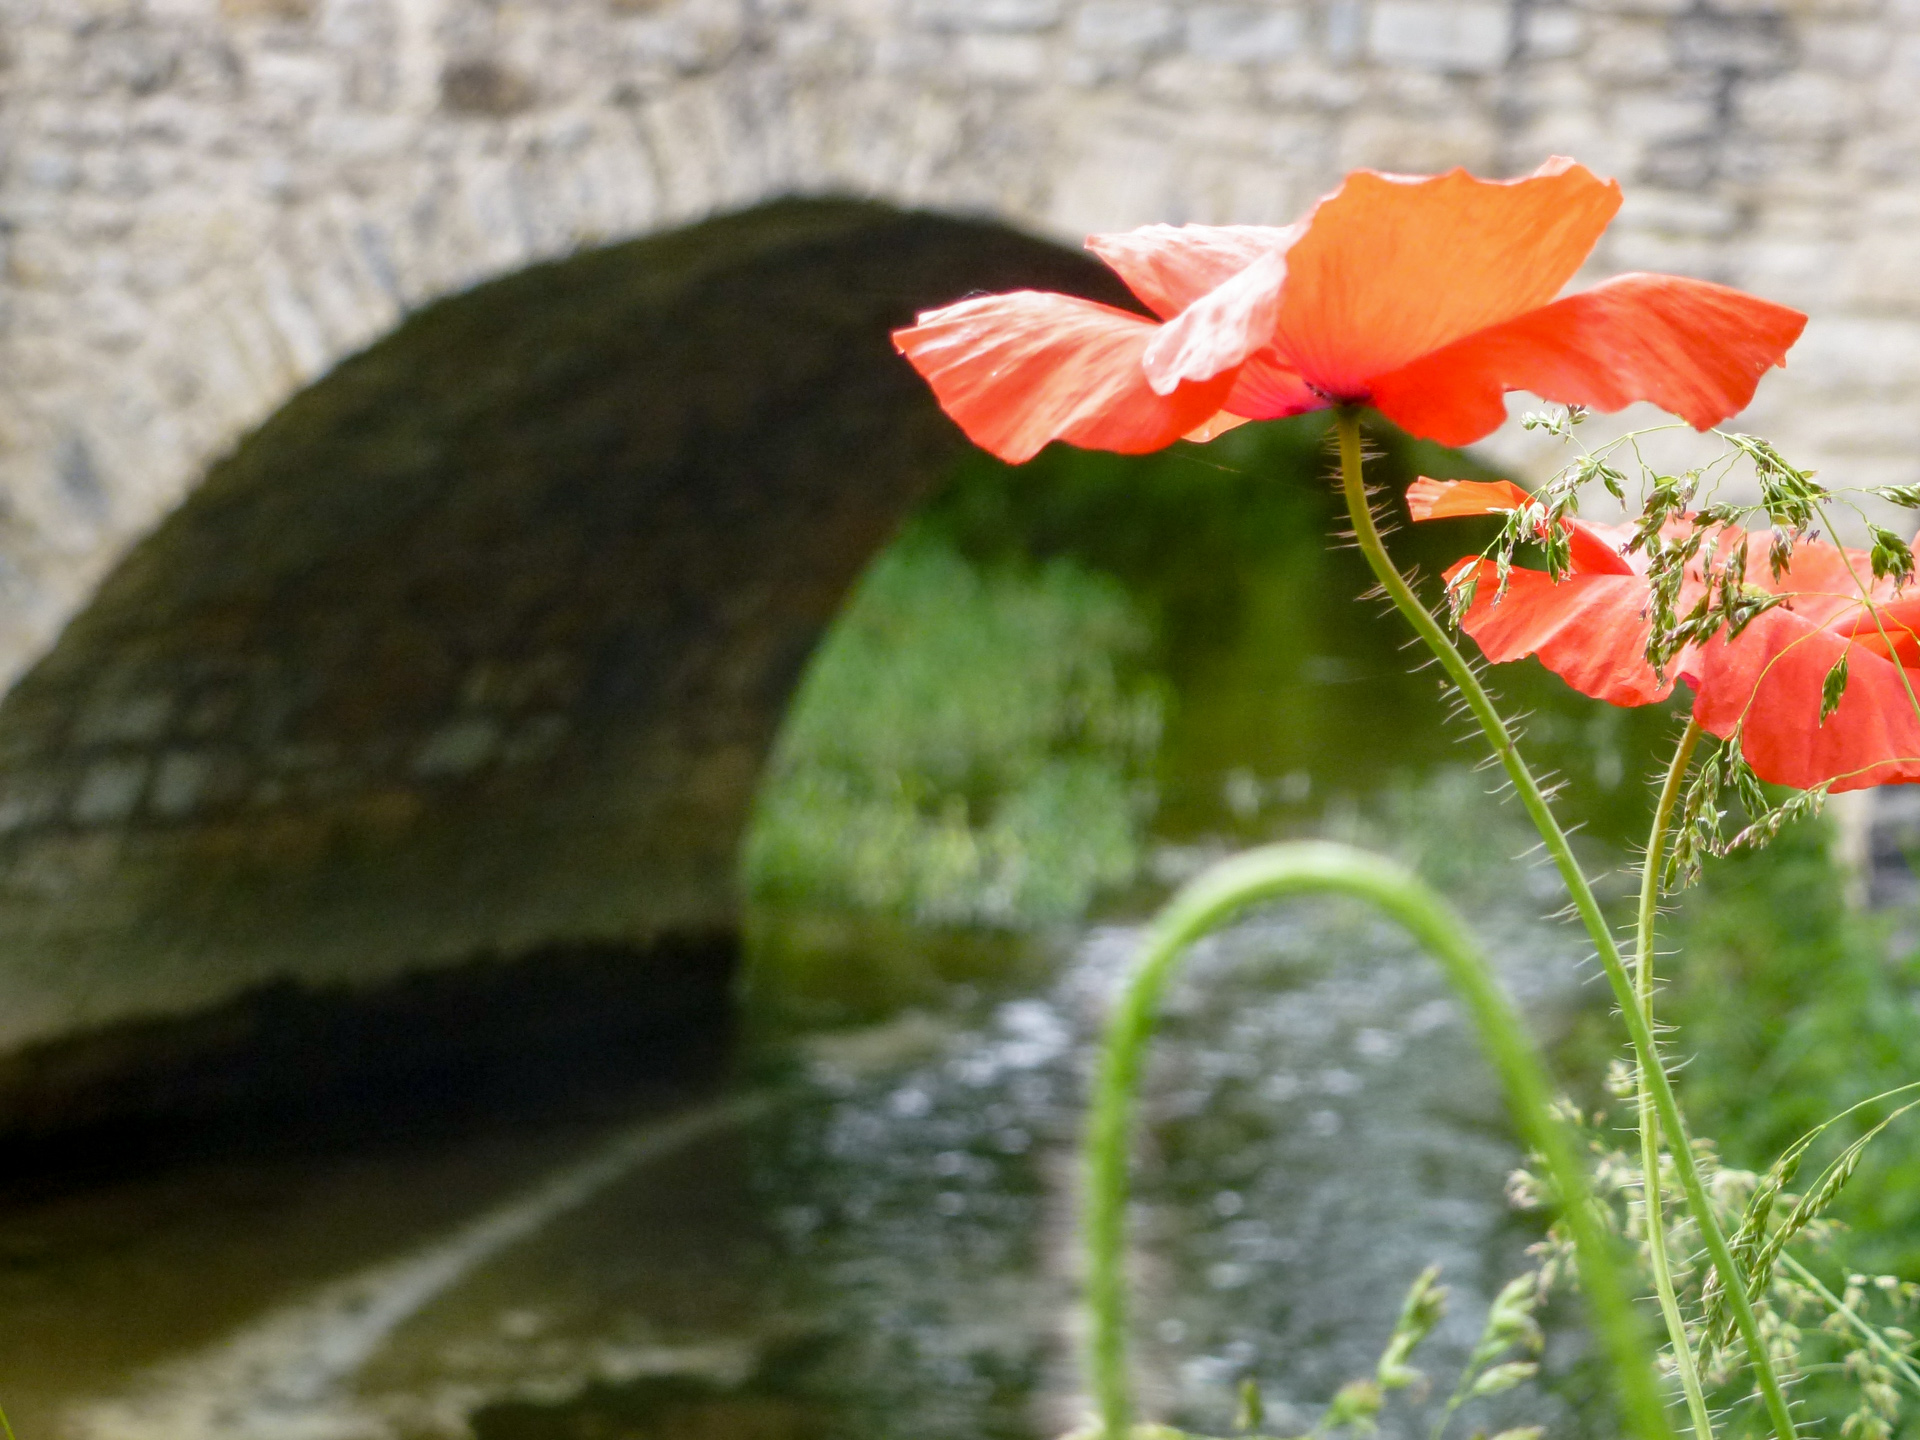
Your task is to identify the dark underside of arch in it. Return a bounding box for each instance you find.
[0,198,1132,1170]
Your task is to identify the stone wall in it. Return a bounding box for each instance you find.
[0,200,1126,1063]
[4,0,1919,709]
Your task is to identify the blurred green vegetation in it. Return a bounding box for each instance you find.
[1664,819,1920,1278]
[747,413,1678,936]
[745,528,1163,927]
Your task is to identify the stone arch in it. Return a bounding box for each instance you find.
[6,0,1916,725]
[0,198,1132,1141]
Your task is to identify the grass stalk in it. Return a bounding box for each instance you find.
[1081,841,1671,1440]
[1638,717,1715,1438]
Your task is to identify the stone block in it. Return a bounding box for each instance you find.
[912,0,1062,31]
[1522,8,1586,57]
[1584,21,1674,80]
[1336,108,1500,170]
[1604,226,1727,277]
[150,750,217,820]
[20,151,80,194]
[958,32,1052,81]
[1139,53,1260,103]
[1719,133,1840,186]
[1186,4,1310,61]
[1791,316,1920,393]
[1609,90,1715,143]
[1616,188,1740,236]
[1673,13,1792,73]
[1367,65,1460,105]
[1636,139,1718,189]
[1071,2,1181,51]
[1843,232,1920,312]
[1367,0,1512,72]
[72,757,149,826]
[75,690,172,746]
[440,57,538,116]
[1508,113,1624,175]
[246,50,342,110]
[1261,62,1366,105]
[1577,0,1690,18]
[223,0,312,17]
[0,775,64,836]
[411,717,501,779]
[1322,0,1368,58]
[1802,21,1892,76]
[1726,237,1847,310]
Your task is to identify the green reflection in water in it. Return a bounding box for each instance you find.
[744,415,1684,1020]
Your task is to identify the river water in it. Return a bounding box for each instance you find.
[0,769,1635,1440]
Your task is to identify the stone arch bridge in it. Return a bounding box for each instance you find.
[0,0,1913,1136]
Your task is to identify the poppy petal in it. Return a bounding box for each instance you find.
[1409,479,1636,576]
[1141,247,1291,393]
[1086,223,1299,320]
[1268,158,1622,398]
[1369,274,1809,447]
[1222,349,1323,420]
[1406,478,1532,520]
[1451,559,1673,707]
[1690,610,1920,792]
[1836,596,1920,668]
[1756,536,1885,628]
[893,292,1237,463]
[1184,411,1252,443]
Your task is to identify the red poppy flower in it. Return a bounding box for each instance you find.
[893,160,1807,463]
[1411,479,1920,792]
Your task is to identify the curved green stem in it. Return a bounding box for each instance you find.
[1332,408,1796,1440]
[1638,717,1714,1439]
[1082,841,1670,1440]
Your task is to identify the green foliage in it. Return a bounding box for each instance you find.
[1666,731,1830,892]
[1664,818,1920,1278]
[745,527,1162,926]
[1377,1264,1448,1394]
[1556,813,1920,1434]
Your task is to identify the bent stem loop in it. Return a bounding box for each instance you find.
[1082,842,1669,1440]
[1638,717,1713,1440]
[1331,408,1797,1440]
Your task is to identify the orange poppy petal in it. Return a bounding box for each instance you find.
[1755,535,1886,628]
[1220,349,1323,420]
[1409,480,1635,576]
[1184,411,1253,443]
[1406,478,1532,521]
[1141,247,1291,393]
[1269,158,1622,397]
[893,292,1237,463]
[1453,559,1673,707]
[1369,274,1808,447]
[1690,610,1920,792]
[1086,223,1299,320]
[1836,596,1920,668]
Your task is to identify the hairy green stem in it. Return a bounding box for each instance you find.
[1332,408,1797,1440]
[1638,717,1714,1439]
[1082,841,1671,1440]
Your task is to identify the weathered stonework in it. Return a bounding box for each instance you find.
[0,200,1127,1065]
[3,0,1919,708]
